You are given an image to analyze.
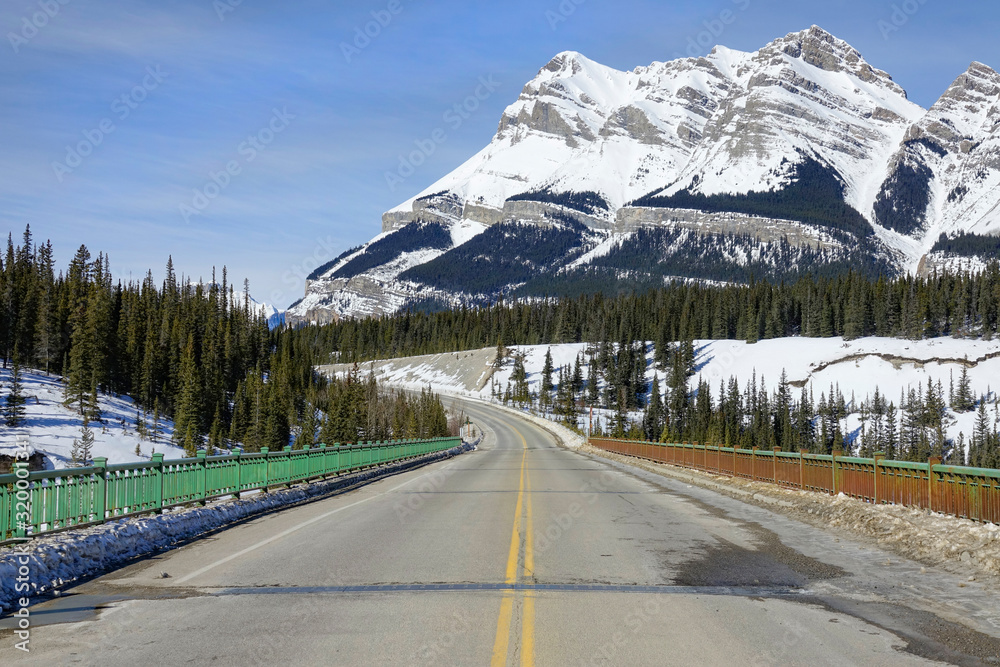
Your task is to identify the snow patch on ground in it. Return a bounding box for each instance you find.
[0,368,184,470]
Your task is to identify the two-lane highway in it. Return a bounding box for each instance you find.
[8,399,1000,665]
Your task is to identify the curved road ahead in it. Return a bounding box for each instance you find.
[8,399,1000,665]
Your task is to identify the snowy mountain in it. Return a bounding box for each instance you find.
[247,295,285,329]
[288,26,1000,323]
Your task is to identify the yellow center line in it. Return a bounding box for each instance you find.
[491,442,525,667]
[506,451,525,584]
[489,418,537,667]
[490,595,514,667]
[522,458,535,667]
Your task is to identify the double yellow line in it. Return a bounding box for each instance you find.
[490,423,535,667]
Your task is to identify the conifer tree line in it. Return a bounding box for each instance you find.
[492,342,1000,469]
[632,352,1000,469]
[310,263,1000,363]
[295,262,1000,468]
[0,226,453,457]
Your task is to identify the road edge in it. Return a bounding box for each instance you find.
[0,442,476,614]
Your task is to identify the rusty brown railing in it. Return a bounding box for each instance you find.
[589,438,1000,525]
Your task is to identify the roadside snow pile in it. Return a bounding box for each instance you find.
[0,441,473,612]
[820,493,1000,578]
[583,444,1000,582]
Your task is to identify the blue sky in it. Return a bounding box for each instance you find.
[2,0,999,308]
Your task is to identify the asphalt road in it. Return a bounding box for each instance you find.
[6,399,1000,666]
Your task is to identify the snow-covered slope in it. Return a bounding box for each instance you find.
[321,336,1000,460]
[0,368,184,470]
[289,26,1000,323]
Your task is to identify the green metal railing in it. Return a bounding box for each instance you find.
[590,437,1000,525]
[0,437,460,543]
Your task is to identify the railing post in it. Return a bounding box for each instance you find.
[751,447,758,481]
[831,450,843,496]
[232,450,241,499]
[197,451,208,505]
[93,457,108,523]
[13,462,30,538]
[260,447,270,492]
[799,449,807,490]
[872,452,884,505]
[733,445,737,477]
[284,446,293,488]
[928,456,942,513]
[773,447,781,484]
[151,453,165,513]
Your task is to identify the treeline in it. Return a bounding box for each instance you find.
[507,188,610,215]
[307,367,451,447]
[932,232,1000,258]
[873,158,933,235]
[632,352,999,468]
[630,157,875,241]
[0,226,453,457]
[545,227,881,288]
[1,226,272,448]
[330,222,451,282]
[312,264,1000,364]
[495,341,1000,468]
[400,219,595,295]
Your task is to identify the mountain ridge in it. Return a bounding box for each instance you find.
[288,26,1000,324]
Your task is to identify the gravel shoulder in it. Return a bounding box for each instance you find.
[579,443,1000,587]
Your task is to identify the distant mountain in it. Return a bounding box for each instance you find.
[288,26,1000,324]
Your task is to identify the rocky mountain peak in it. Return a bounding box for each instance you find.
[760,25,906,96]
[906,61,1000,151]
[538,50,597,78]
[942,61,1000,102]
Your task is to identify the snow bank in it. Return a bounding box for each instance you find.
[0,441,473,612]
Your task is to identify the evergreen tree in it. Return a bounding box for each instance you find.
[571,354,584,396]
[586,355,599,405]
[75,417,94,466]
[972,399,991,466]
[511,353,530,405]
[955,363,974,412]
[642,373,664,441]
[173,336,203,456]
[298,402,318,450]
[3,356,27,427]
[541,348,554,408]
[208,407,226,453]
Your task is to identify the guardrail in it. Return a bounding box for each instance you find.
[589,438,1000,525]
[0,437,460,544]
